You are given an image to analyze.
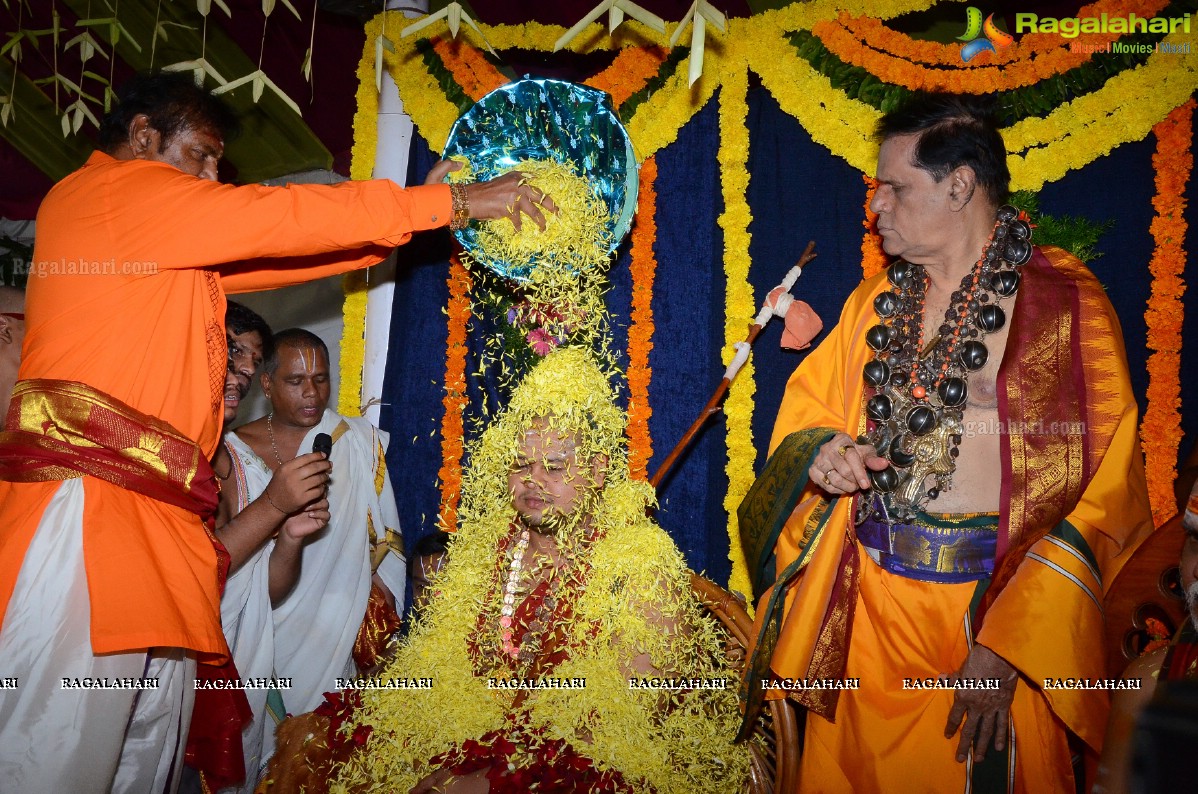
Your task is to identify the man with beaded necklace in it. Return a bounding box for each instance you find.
[740,93,1153,792]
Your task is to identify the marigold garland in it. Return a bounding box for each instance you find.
[430,36,507,102]
[1141,99,1193,526]
[744,25,1198,191]
[816,0,1171,91]
[716,64,755,601]
[841,0,1168,68]
[584,45,669,109]
[338,35,385,418]
[626,156,658,480]
[861,175,888,280]
[438,256,473,532]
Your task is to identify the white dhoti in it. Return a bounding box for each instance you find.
[219,410,405,793]
[0,479,196,794]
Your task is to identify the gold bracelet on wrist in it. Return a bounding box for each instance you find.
[449,183,470,231]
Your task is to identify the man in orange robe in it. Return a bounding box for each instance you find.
[740,94,1153,793]
[0,71,551,793]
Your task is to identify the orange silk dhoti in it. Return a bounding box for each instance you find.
[799,551,1074,793]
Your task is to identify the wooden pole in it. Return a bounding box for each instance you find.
[649,242,817,489]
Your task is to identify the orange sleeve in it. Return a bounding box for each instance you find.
[218,246,393,294]
[81,158,452,274]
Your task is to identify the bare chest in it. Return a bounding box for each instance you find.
[916,296,1014,512]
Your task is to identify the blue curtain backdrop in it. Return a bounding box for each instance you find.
[380,83,1198,592]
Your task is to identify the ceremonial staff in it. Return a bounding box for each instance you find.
[649,241,818,489]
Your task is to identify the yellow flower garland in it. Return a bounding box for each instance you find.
[716,61,754,601]
[337,25,386,417]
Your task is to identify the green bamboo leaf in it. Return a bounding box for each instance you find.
[197,0,211,15]
[82,70,110,84]
[278,0,301,21]
[213,0,231,16]
[261,73,301,116]
[116,22,142,53]
[210,71,258,95]
[374,35,384,93]
[301,47,312,82]
[76,17,116,28]
[1,101,13,128]
[61,111,70,137]
[262,0,275,16]
[56,74,83,94]
[1,33,24,62]
[252,74,264,103]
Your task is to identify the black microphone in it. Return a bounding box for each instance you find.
[312,433,332,458]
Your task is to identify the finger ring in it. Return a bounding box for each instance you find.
[837,444,850,457]
[822,472,831,485]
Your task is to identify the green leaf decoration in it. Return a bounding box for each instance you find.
[1011,190,1114,264]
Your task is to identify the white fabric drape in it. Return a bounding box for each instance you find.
[220,410,404,792]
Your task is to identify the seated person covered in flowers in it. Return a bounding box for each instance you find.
[262,347,750,794]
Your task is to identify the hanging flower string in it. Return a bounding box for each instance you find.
[861,175,888,280]
[337,39,387,418]
[626,155,659,480]
[438,255,473,532]
[1141,98,1193,525]
[716,62,755,600]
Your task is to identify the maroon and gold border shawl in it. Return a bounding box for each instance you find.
[0,378,218,518]
[981,246,1124,624]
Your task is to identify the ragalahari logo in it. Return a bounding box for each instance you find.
[958,7,1016,62]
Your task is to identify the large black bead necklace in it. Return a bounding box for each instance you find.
[858,205,1033,524]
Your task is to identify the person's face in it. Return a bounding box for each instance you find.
[262,345,330,428]
[1182,496,1198,623]
[507,421,606,534]
[869,133,958,263]
[132,115,224,181]
[223,329,265,425]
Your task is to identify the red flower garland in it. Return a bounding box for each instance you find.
[1141,99,1194,525]
[626,156,658,480]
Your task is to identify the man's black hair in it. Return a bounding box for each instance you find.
[225,301,274,361]
[876,92,1010,206]
[264,328,330,376]
[98,71,239,154]
[413,531,451,559]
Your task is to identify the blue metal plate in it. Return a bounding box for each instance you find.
[442,77,638,282]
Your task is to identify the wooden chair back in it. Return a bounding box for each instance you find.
[1103,514,1186,677]
[690,572,800,794]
